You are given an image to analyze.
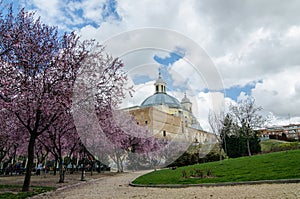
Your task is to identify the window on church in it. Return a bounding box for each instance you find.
[163,130,166,137]
[156,85,159,92]
[145,121,148,125]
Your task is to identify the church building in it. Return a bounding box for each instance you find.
[124,73,214,144]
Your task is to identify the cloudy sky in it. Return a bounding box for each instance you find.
[8,0,300,130]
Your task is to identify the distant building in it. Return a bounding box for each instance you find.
[123,73,215,144]
[259,124,300,140]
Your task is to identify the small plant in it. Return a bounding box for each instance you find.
[206,169,212,177]
[182,170,187,178]
[194,168,203,178]
[182,168,212,179]
[190,168,195,177]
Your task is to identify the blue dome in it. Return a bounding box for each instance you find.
[141,93,182,108]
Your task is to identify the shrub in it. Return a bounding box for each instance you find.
[181,168,213,179]
[199,150,223,163]
[168,152,199,167]
[223,134,261,158]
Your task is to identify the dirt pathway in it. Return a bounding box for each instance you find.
[34,170,300,199]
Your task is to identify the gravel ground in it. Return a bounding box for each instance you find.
[34,170,300,199]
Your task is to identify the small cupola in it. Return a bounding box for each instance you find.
[154,72,166,94]
[181,92,192,112]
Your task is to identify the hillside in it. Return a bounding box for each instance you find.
[260,139,300,153]
[133,149,300,185]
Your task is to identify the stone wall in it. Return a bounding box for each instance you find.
[128,106,216,144]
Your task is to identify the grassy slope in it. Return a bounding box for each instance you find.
[260,139,300,152]
[133,149,300,185]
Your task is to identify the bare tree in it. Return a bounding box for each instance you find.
[208,110,225,164]
[230,96,266,156]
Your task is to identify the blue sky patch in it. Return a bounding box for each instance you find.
[132,75,152,85]
[224,81,260,101]
[102,0,121,21]
[8,0,121,30]
[134,50,259,102]
[153,48,185,66]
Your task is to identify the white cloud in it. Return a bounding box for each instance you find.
[19,0,300,126]
[121,50,161,80]
[172,91,231,132]
[252,66,300,118]
[80,0,106,23]
[20,0,107,30]
[169,58,207,91]
[120,80,155,109]
[32,0,60,17]
[286,26,300,39]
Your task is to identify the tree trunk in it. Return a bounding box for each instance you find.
[81,151,86,181]
[81,161,85,181]
[90,160,93,176]
[120,156,124,172]
[10,145,17,176]
[246,138,252,156]
[223,136,228,158]
[53,158,58,175]
[22,135,36,192]
[71,161,74,174]
[219,142,223,165]
[116,155,123,172]
[245,127,252,157]
[0,153,7,167]
[58,159,65,183]
[116,158,120,172]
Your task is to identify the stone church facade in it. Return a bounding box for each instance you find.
[124,73,215,144]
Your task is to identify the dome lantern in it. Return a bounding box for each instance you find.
[181,92,192,112]
[154,72,166,94]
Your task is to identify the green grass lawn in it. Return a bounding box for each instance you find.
[133,149,300,185]
[0,185,55,199]
[260,139,300,153]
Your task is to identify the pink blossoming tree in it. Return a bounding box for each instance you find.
[0,5,89,191]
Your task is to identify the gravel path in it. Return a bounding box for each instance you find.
[36,170,300,199]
